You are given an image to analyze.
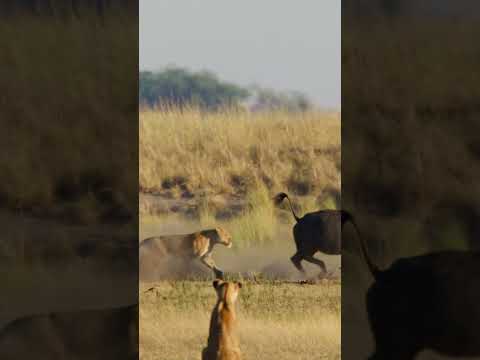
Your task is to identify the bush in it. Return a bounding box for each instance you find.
[139,67,249,110]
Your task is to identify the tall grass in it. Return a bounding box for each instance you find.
[199,183,277,248]
[198,183,275,247]
[228,184,276,248]
[139,106,340,198]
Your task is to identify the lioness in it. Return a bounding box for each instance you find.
[140,227,232,279]
[202,280,242,360]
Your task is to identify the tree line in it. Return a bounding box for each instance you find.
[140,67,312,112]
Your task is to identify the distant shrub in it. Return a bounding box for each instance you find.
[139,67,250,110]
[249,86,312,112]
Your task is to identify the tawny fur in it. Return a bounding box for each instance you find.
[202,280,242,360]
[140,227,232,278]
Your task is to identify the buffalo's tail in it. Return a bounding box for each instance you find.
[341,211,381,279]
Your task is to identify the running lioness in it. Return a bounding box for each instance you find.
[140,227,232,279]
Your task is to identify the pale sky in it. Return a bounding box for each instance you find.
[140,1,340,109]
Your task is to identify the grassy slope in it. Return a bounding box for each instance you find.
[140,107,340,200]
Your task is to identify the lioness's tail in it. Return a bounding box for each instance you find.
[273,192,300,222]
[341,211,380,279]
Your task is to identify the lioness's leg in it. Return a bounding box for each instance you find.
[303,255,327,273]
[290,252,306,273]
[200,254,224,279]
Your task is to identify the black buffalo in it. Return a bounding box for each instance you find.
[273,192,354,275]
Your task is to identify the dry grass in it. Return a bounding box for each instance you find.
[140,280,340,360]
[139,107,340,200]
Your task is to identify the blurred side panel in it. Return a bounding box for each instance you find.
[0,1,138,359]
[342,1,480,359]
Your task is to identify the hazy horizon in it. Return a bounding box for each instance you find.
[140,1,340,109]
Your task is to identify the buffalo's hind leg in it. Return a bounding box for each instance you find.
[290,252,306,274]
[303,255,327,274]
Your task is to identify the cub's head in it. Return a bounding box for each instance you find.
[213,279,242,305]
[202,227,232,248]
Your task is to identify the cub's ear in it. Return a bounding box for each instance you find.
[213,279,223,289]
[237,282,243,289]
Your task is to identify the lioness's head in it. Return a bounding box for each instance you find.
[213,279,242,305]
[202,227,232,248]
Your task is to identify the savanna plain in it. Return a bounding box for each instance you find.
[139,107,341,360]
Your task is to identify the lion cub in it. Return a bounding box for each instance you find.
[202,280,242,360]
